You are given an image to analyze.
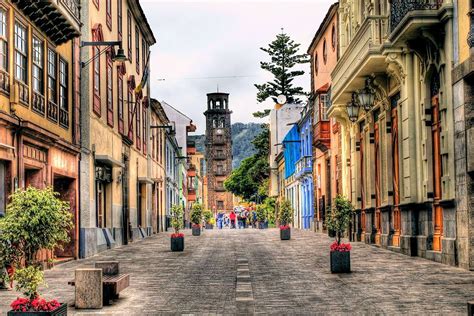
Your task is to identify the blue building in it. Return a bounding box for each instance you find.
[283,124,300,227]
[295,105,313,230]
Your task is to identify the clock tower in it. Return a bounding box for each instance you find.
[204,92,233,213]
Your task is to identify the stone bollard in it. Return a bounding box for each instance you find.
[95,261,119,275]
[75,268,103,309]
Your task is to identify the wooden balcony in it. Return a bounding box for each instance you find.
[32,92,45,115]
[59,107,69,128]
[188,189,196,201]
[11,0,80,45]
[313,120,331,151]
[47,100,58,122]
[0,69,9,95]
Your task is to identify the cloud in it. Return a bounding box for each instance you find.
[142,0,335,133]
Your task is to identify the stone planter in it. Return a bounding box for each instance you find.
[280,228,291,240]
[192,225,201,236]
[171,236,184,251]
[330,251,351,273]
[205,223,214,229]
[7,303,68,316]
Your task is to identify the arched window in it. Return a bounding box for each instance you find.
[218,118,224,128]
[314,53,319,76]
[212,119,217,128]
[323,39,327,64]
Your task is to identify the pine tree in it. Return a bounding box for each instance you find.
[254,31,309,115]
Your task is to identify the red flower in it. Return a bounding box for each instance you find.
[330,241,352,252]
[279,225,290,230]
[171,233,184,238]
[10,297,30,312]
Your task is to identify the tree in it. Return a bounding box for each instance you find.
[170,205,184,234]
[278,199,294,226]
[0,186,72,266]
[190,203,203,226]
[254,31,309,117]
[326,195,354,245]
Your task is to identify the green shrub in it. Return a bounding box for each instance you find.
[326,195,353,244]
[203,210,213,224]
[170,205,184,234]
[14,266,45,299]
[278,199,293,226]
[263,197,276,225]
[256,205,266,222]
[190,203,203,225]
[0,186,72,266]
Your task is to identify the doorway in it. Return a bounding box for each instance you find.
[53,175,77,258]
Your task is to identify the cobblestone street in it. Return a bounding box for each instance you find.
[2,228,474,315]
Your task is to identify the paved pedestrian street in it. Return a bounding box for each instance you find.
[1,229,474,315]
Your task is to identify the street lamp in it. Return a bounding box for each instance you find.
[346,92,360,123]
[357,77,376,111]
[81,40,127,68]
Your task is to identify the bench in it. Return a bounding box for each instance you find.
[69,261,130,306]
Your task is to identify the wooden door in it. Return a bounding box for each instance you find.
[374,119,381,245]
[391,95,401,247]
[431,95,443,251]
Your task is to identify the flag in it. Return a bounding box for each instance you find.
[135,51,150,94]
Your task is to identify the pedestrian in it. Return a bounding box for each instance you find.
[230,210,236,229]
[252,211,257,228]
[217,212,224,229]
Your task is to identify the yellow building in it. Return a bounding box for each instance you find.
[79,0,156,257]
[0,1,81,259]
[330,0,457,265]
[150,99,168,233]
[452,0,474,270]
[187,150,205,209]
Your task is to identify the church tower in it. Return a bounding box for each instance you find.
[204,92,233,212]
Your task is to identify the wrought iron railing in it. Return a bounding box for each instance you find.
[390,0,443,32]
[0,70,9,95]
[295,156,312,177]
[47,100,58,122]
[59,107,69,128]
[32,92,45,115]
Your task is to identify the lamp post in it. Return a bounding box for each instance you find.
[357,77,376,111]
[81,40,127,68]
[346,92,360,123]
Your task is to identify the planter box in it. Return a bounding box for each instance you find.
[280,228,291,240]
[8,303,67,316]
[330,251,351,273]
[171,236,184,251]
[192,225,201,236]
[205,224,214,229]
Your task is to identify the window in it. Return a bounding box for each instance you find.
[14,21,27,83]
[106,0,112,29]
[106,51,113,126]
[331,24,336,50]
[143,106,147,154]
[323,39,327,64]
[217,200,224,210]
[59,59,67,111]
[215,100,221,109]
[320,94,329,121]
[127,11,132,63]
[47,49,57,103]
[128,89,133,140]
[142,38,146,74]
[118,73,124,134]
[0,9,8,71]
[136,100,141,149]
[135,25,140,73]
[32,37,44,94]
[117,0,122,40]
[314,53,318,76]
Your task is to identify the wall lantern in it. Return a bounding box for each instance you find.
[346,92,360,123]
[357,77,376,111]
[81,41,127,68]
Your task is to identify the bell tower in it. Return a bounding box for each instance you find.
[204,92,233,213]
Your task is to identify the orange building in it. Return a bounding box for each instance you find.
[307,2,339,232]
[0,1,81,259]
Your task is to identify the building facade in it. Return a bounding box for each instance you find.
[308,3,339,233]
[204,92,233,213]
[283,125,301,227]
[79,0,156,258]
[0,0,81,259]
[329,0,457,265]
[452,0,474,270]
[165,128,181,230]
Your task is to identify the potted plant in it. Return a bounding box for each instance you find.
[190,203,203,236]
[278,199,293,240]
[326,195,353,273]
[0,187,72,315]
[170,205,184,252]
[203,210,214,229]
[256,205,266,229]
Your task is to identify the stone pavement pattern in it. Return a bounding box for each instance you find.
[1,229,474,315]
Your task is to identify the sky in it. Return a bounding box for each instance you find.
[141,0,335,134]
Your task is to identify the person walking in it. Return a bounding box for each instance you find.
[217,212,224,229]
[230,210,236,229]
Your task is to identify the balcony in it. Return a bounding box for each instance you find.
[187,146,196,156]
[215,170,227,176]
[295,156,312,179]
[215,186,226,192]
[214,153,227,160]
[47,100,58,122]
[11,0,80,45]
[389,0,445,42]
[59,108,69,128]
[188,189,196,201]
[331,15,388,108]
[0,69,9,95]
[313,120,331,152]
[32,92,45,115]
[188,164,196,177]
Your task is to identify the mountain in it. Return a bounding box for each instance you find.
[188,123,263,169]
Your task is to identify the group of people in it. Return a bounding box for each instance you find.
[215,208,258,229]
